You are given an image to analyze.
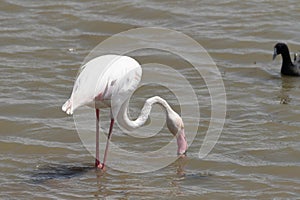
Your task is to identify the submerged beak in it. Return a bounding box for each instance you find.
[176,128,188,155]
[272,48,277,60]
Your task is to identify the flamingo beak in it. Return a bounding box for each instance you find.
[176,129,188,155]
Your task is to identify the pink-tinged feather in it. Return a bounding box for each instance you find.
[62,99,73,115]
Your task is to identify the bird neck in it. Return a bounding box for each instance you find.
[281,48,293,67]
[121,96,175,129]
[116,96,187,155]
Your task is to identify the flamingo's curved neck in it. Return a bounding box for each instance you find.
[116,96,187,155]
[117,96,171,129]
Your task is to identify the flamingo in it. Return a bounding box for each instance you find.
[62,55,187,169]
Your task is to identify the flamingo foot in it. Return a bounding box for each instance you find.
[95,159,105,170]
[95,159,101,167]
[97,163,106,171]
[96,163,104,169]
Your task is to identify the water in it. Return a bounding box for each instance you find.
[1,0,300,199]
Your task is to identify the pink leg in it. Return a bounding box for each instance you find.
[95,109,100,168]
[101,118,114,169]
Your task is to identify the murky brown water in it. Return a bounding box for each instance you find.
[1,0,300,199]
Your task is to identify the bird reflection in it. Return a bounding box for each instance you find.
[279,76,300,104]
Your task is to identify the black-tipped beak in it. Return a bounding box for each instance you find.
[273,48,277,60]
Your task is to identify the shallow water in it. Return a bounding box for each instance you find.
[1,0,300,199]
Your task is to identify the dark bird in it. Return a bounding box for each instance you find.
[273,43,300,76]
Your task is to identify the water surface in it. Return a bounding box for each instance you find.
[1,0,300,199]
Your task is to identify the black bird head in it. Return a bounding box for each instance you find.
[273,43,289,60]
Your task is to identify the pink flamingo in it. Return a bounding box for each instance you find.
[62,55,187,169]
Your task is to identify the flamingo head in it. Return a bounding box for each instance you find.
[176,128,188,155]
[166,113,188,155]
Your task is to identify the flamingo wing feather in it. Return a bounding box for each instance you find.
[62,55,142,115]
